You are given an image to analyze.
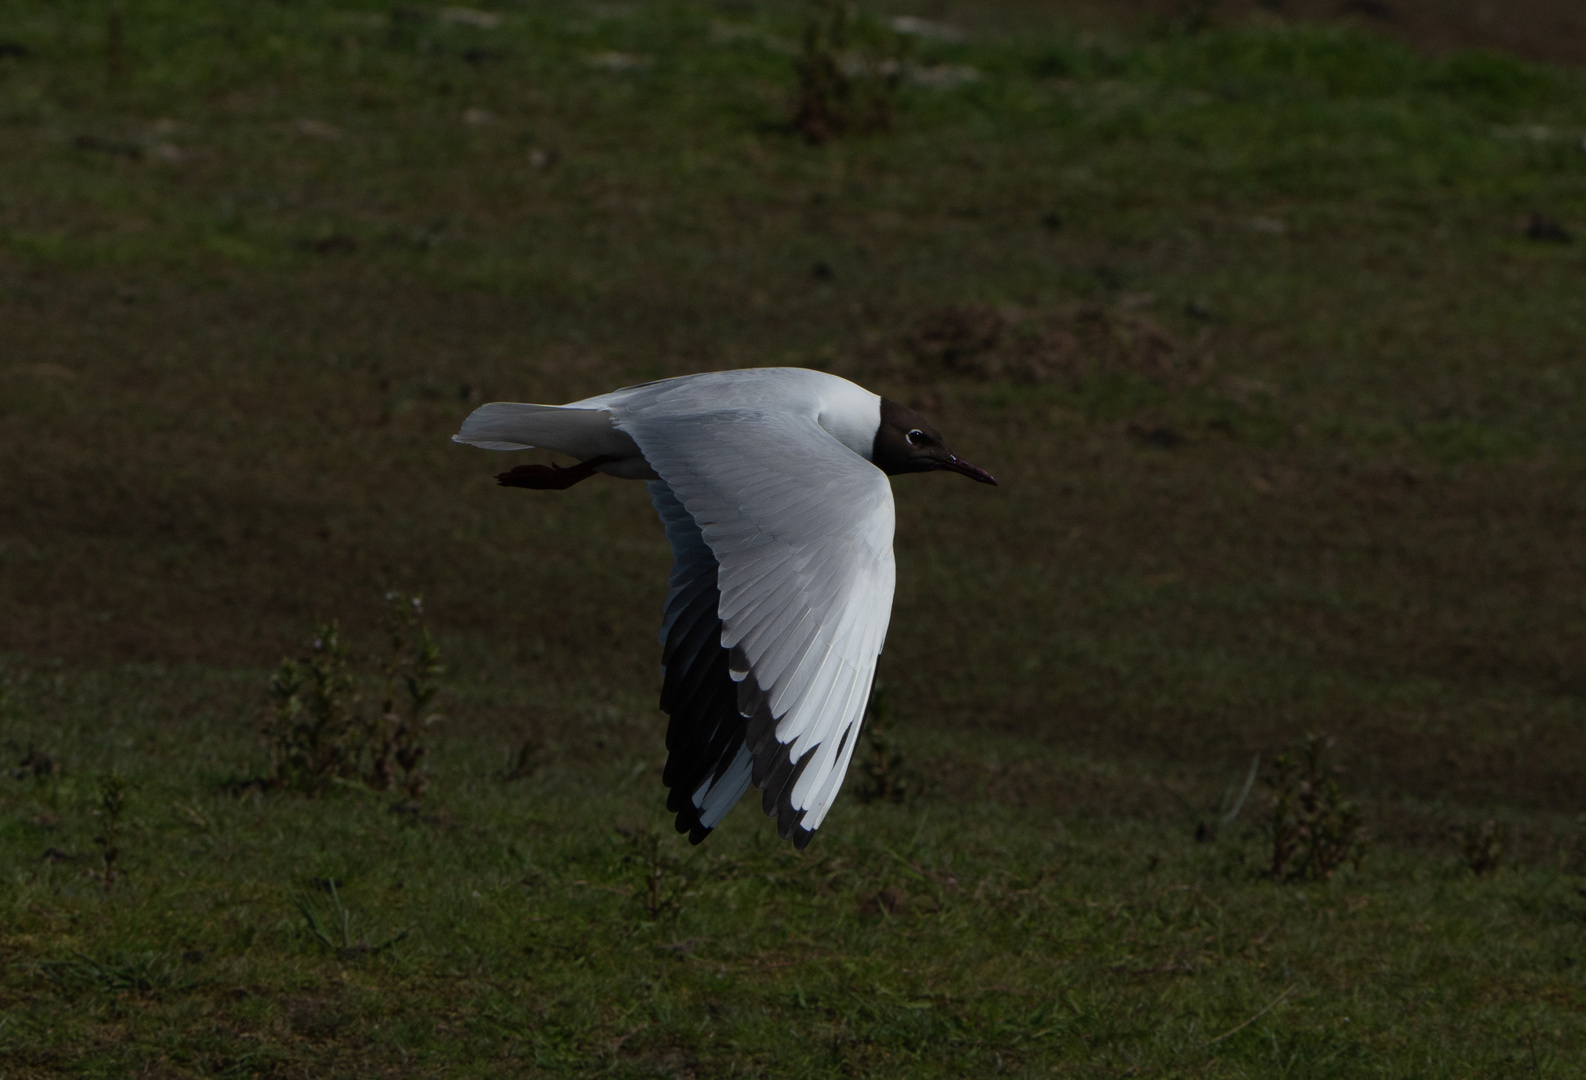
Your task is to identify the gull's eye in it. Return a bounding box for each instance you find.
[906,429,926,447]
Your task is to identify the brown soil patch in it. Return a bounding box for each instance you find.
[1057,0,1586,67]
[901,301,1202,385]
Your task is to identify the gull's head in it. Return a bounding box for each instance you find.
[871,399,997,485]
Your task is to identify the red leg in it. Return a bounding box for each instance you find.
[496,455,617,490]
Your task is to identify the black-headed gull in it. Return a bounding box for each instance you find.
[454,368,994,848]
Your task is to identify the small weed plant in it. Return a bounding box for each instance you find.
[91,774,129,892]
[617,826,687,921]
[368,593,444,802]
[1456,819,1506,876]
[264,621,362,795]
[792,0,906,143]
[1265,735,1369,883]
[251,592,442,801]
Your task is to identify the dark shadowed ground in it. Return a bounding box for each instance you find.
[995,0,1586,66]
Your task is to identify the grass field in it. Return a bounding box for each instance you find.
[2,1,1585,1075]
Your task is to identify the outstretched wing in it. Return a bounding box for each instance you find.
[628,410,896,848]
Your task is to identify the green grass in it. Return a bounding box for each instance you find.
[4,664,1583,1077]
[2,1,1585,1075]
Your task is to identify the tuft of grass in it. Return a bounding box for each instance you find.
[39,950,187,997]
[502,733,545,783]
[293,879,410,959]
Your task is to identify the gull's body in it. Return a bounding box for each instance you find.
[454,368,993,847]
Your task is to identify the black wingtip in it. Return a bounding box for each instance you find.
[674,809,714,846]
[673,804,702,835]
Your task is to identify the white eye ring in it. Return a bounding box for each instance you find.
[906,429,926,446]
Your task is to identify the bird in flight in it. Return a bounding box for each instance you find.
[454,368,995,848]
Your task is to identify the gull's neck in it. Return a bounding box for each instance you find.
[815,381,884,463]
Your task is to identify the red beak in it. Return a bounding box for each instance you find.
[941,455,997,486]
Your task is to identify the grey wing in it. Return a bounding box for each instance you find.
[629,410,896,847]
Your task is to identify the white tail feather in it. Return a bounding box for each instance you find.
[453,402,633,460]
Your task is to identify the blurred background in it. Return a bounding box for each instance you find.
[1,1,1583,1074]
